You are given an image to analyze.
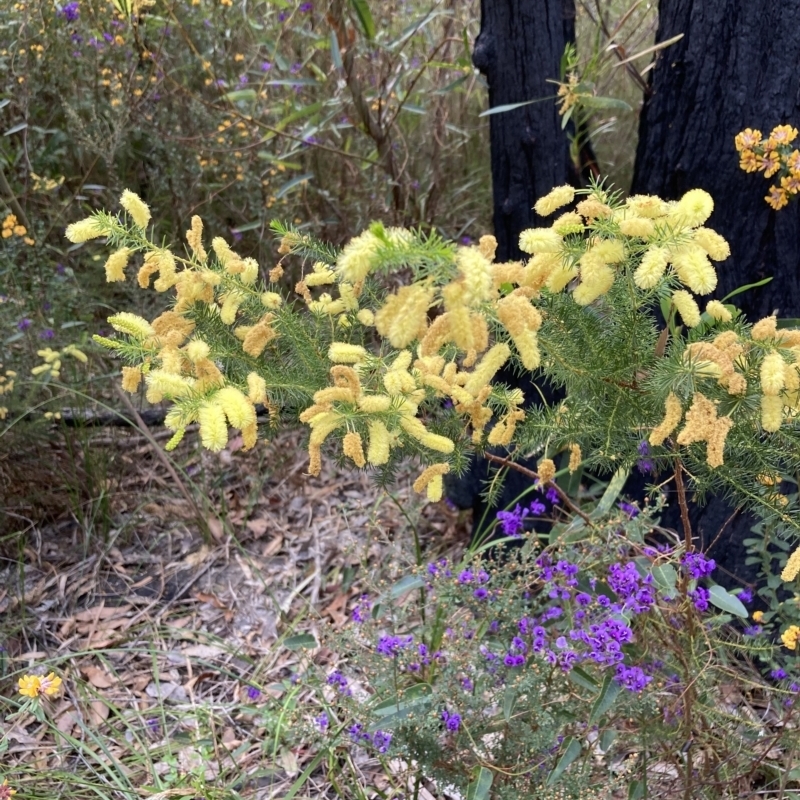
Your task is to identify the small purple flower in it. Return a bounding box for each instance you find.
[458,569,474,584]
[473,587,488,600]
[496,504,528,537]
[637,458,655,474]
[546,487,560,504]
[17,318,32,331]
[102,32,114,43]
[146,717,159,732]
[247,686,261,700]
[615,664,652,692]
[40,328,55,340]
[59,1,80,22]
[743,625,762,637]
[316,712,329,730]
[529,500,546,516]
[690,586,710,612]
[461,677,473,691]
[299,1,313,10]
[278,10,288,21]
[376,634,413,657]
[682,552,716,580]
[738,588,753,604]
[326,670,349,693]
[372,730,392,753]
[290,62,303,74]
[71,32,82,43]
[238,74,249,85]
[575,592,592,607]
[351,594,371,623]
[791,682,800,692]
[771,668,788,680]
[349,723,371,745]
[619,501,639,518]
[441,709,461,731]
[460,235,473,245]
[260,61,272,72]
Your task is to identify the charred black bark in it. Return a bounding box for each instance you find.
[632,0,800,320]
[630,0,800,588]
[473,0,576,261]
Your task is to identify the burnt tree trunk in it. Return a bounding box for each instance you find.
[632,0,800,320]
[447,0,577,528]
[631,0,800,587]
[473,0,576,261]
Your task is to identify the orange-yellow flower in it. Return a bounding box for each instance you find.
[781,174,800,194]
[0,779,17,799]
[769,124,798,146]
[738,149,759,173]
[18,671,62,698]
[734,128,762,151]
[765,185,789,210]
[759,152,781,178]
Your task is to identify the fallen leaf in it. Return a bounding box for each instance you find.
[89,700,110,726]
[246,518,268,537]
[81,665,116,688]
[183,544,210,569]
[181,644,224,659]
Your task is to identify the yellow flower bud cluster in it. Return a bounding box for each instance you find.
[675,392,733,468]
[735,125,800,210]
[0,364,16,420]
[782,546,800,582]
[2,213,34,244]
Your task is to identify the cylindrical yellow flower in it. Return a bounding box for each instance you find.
[692,227,730,261]
[342,431,366,468]
[534,185,575,216]
[781,546,800,582]
[65,217,105,243]
[545,264,578,293]
[108,312,155,340]
[186,215,207,262]
[104,247,132,282]
[336,230,381,282]
[761,394,783,432]
[120,189,151,229]
[705,300,732,323]
[573,263,614,305]
[247,372,268,404]
[672,188,714,228]
[618,216,655,238]
[463,343,510,396]
[399,415,454,453]
[457,247,494,306]
[537,457,556,484]
[568,443,582,473]
[519,228,562,255]
[198,401,228,452]
[215,386,257,430]
[412,462,450,501]
[761,352,786,396]
[367,420,391,465]
[328,343,368,363]
[650,392,683,447]
[121,365,142,393]
[752,315,778,341]
[633,246,669,290]
[672,246,717,295]
[672,290,702,327]
[375,283,434,348]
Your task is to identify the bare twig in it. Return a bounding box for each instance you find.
[673,459,693,550]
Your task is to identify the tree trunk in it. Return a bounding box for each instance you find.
[631,0,800,589]
[632,0,800,320]
[473,0,576,261]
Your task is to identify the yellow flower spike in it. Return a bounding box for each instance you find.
[308,410,345,448]
[706,415,733,468]
[650,392,684,447]
[336,229,381,282]
[537,458,556,484]
[260,291,283,310]
[761,352,787,396]
[462,343,511,397]
[328,343,368,363]
[534,185,575,217]
[342,431,366,468]
[120,189,151,229]
[314,386,356,405]
[576,198,613,220]
[219,291,246,325]
[671,188,714,228]
[456,247,494,306]
[358,394,393,413]
[573,262,615,306]
[412,462,450,500]
[705,300,732,323]
[618,216,655,239]
[544,263,577,293]
[782,547,800,582]
[247,372,268,404]
[376,283,435,349]
[671,245,718,295]
[104,247,132,282]
[121,366,142,393]
[692,227,730,261]
[568,443,582,474]
[752,315,778,341]
[633,246,669,290]
[519,227,562,255]
[419,314,452,357]
[624,195,669,219]
[186,215,207,262]
[478,234,498,261]
[65,217,105,243]
[399,416,455,454]
[781,624,800,650]
[215,386,257,430]
[211,236,240,269]
[366,420,392,465]
[63,344,88,363]
[243,314,278,357]
[671,290,702,328]
[145,371,196,402]
[357,309,375,326]
[761,394,784,432]
[330,365,362,398]
[240,257,259,285]
[198,401,229,451]
[194,358,224,392]
[185,339,211,363]
[108,312,155,340]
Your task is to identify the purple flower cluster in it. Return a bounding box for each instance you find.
[636,440,654,474]
[326,670,351,695]
[607,562,655,614]
[689,586,710,612]
[351,594,371,623]
[349,723,392,753]
[427,558,452,579]
[441,709,461,731]
[376,634,413,657]
[681,552,716,580]
[618,501,639,518]
[615,663,652,692]
[59,1,80,22]
[495,483,560,537]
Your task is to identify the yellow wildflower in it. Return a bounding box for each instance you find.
[761,352,786,396]
[761,394,783,432]
[782,547,800,582]
[242,314,278,357]
[760,152,781,177]
[573,262,614,305]
[328,343,368,363]
[781,624,800,650]
[551,212,584,235]
[705,300,732,323]
[672,290,702,328]
[672,188,714,228]
[537,457,556,484]
[412,462,451,501]
[247,372,268,404]
[120,189,151,229]
[367,420,391,465]
[108,312,155,340]
[534,185,575,216]
[650,392,683,447]
[671,245,717,295]
[478,234,498,260]
[738,149,759,172]
[215,386,256,430]
[399,415,454,453]
[734,128,762,151]
[625,194,668,218]
[186,215,207,262]
[336,229,381,282]
[463,343,510,396]
[568,443,582,473]
[457,246,494,305]
[546,263,578,293]
[121,365,142,393]
[618,216,655,239]
[65,217,105,242]
[770,124,798,145]
[518,227,562,254]
[375,283,434,348]
[342,431,366,468]
[18,672,62,698]
[633,246,669,290]
[766,185,789,210]
[198,401,229,451]
[104,247,132,282]
[576,198,612,220]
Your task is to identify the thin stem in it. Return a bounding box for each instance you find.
[673,459,693,550]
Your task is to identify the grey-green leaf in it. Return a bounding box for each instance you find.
[708,585,748,618]
[466,766,493,800]
[547,737,582,785]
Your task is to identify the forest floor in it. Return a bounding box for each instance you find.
[0,424,469,799]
